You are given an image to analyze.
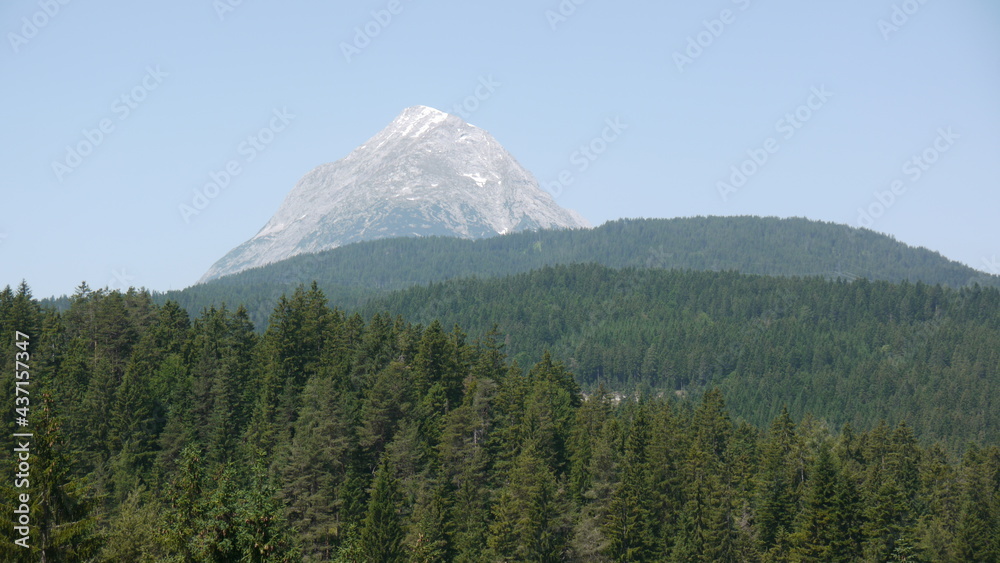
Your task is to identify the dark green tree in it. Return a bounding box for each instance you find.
[755,406,802,556]
[488,444,570,562]
[604,406,657,561]
[359,458,405,562]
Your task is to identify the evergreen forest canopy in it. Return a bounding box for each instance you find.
[1,278,999,561]
[70,216,998,329]
[364,263,1000,448]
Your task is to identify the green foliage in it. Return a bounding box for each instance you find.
[604,407,656,561]
[5,275,1000,561]
[97,487,167,562]
[163,446,299,562]
[359,459,405,562]
[755,406,803,555]
[488,444,571,561]
[407,476,454,562]
[366,263,1000,448]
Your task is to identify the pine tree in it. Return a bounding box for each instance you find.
[671,390,739,562]
[408,476,454,563]
[645,400,686,557]
[913,442,959,560]
[487,444,570,562]
[97,487,168,562]
[413,320,461,406]
[789,443,840,561]
[490,362,529,477]
[358,360,414,460]
[163,445,206,561]
[861,422,923,560]
[567,384,612,502]
[275,369,355,560]
[154,353,196,477]
[828,457,864,561]
[437,377,494,561]
[604,406,656,562]
[248,285,336,458]
[755,406,802,556]
[359,458,405,562]
[107,360,157,505]
[951,445,1000,562]
[191,465,242,561]
[235,459,301,563]
[515,352,581,476]
[570,415,621,560]
[31,393,101,561]
[181,305,258,465]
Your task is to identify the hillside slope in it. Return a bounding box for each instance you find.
[363,262,1000,447]
[169,216,1000,327]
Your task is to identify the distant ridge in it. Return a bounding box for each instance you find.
[168,216,1000,327]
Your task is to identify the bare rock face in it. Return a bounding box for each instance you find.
[200,105,589,282]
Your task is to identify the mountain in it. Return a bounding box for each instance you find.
[167,216,1000,328]
[199,105,589,282]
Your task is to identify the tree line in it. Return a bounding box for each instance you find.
[76,216,997,329]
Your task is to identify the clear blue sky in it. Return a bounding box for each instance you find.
[3,0,998,298]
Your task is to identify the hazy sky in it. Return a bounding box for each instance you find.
[3,0,999,298]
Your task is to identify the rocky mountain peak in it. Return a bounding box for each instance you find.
[199,106,589,283]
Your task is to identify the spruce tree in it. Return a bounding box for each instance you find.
[275,369,354,561]
[487,444,570,562]
[951,445,1000,561]
[359,458,405,562]
[789,443,839,561]
[2,393,99,561]
[755,406,802,555]
[408,476,454,562]
[604,407,656,561]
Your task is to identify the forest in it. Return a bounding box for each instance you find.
[1,278,998,561]
[367,263,1000,447]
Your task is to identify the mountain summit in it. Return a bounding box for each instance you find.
[199,105,589,282]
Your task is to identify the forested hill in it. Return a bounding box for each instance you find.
[364,263,1000,448]
[159,216,1000,328]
